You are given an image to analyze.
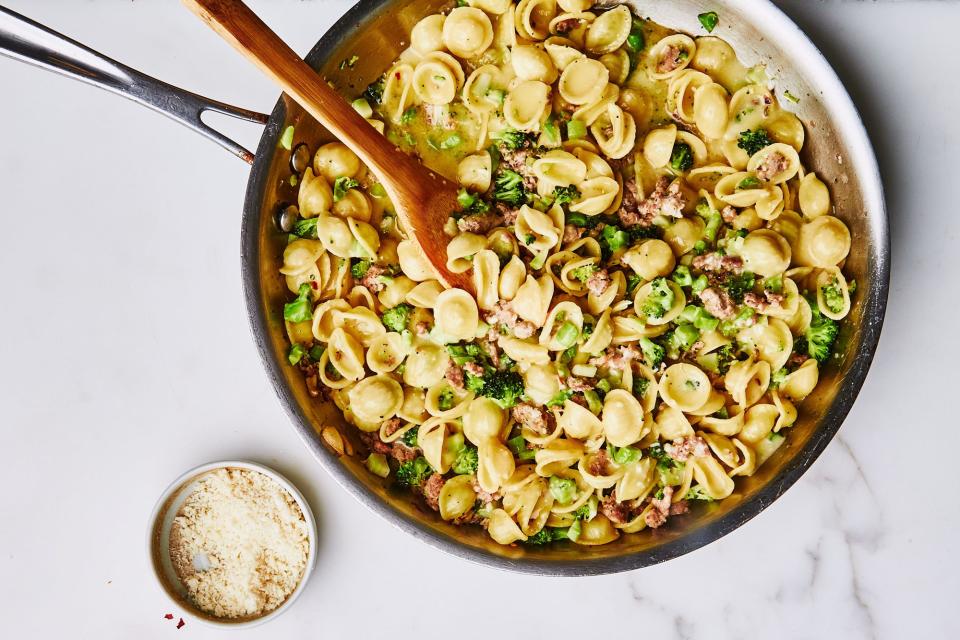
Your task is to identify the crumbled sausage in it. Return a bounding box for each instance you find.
[553,17,580,34]
[599,494,632,525]
[644,486,675,529]
[421,474,446,511]
[618,176,655,228]
[359,264,390,293]
[445,362,465,391]
[390,442,418,463]
[484,301,536,339]
[756,151,789,181]
[699,286,737,320]
[512,403,555,435]
[471,477,500,504]
[382,418,403,438]
[565,376,594,392]
[495,202,521,226]
[639,176,686,219]
[414,321,431,336]
[463,361,485,377]
[743,290,786,313]
[589,344,642,370]
[457,212,503,234]
[665,435,711,462]
[588,449,613,476]
[586,268,612,297]
[423,104,454,129]
[721,205,738,223]
[563,224,584,244]
[479,336,501,368]
[787,351,810,369]
[656,45,684,74]
[358,431,391,455]
[500,148,538,191]
[692,252,744,275]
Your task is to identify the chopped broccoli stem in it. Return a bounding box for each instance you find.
[288,344,306,365]
[599,224,630,256]
[698,11,719,32]
[333,176,360,201]
[608,444,642,464]
[507,435,537,461]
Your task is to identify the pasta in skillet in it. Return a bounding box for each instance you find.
[277,3,855,547]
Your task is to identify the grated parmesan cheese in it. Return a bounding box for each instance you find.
[169,468,309,619]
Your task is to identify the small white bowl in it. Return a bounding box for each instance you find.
[147,460,317,628]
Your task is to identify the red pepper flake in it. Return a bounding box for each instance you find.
[177,618,186,629]
[310,280,319,290]
[394,72,401,80]
[163,614,174,620]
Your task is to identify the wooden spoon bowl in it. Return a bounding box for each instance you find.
[183,0,472,292]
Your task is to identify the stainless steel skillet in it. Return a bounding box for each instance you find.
[0,0,888,575]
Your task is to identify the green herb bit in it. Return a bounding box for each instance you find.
[280,125,295,151]
[283,283,314,323]
[698,11,719,33]
[400,106,418,124]
[339,55,359,70]
[784,90,801,104]
[440,133,462,149]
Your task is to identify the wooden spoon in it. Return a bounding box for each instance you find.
[183,0,473,292]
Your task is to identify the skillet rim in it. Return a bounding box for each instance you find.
[240,0,890,575]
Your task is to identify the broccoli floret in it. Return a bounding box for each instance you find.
[685,485,715,501]
[507,435,537,461]
[639,337,665,369]
[633,377,650,398]
[626,273,643,295]
[465,373,485,393]
[546,389,574,407]
[400,428,418,448]
[640,277,675,319]
[737,129,773,156]
[672,264,693,286]
[570,264,598,283]
[493,169,527,206]
[573,495,598,522]
[288,344,306,365]
[551,184,581,206]
[599,224,630,256]
[670,142,694,172]
[333,176,360,201]
[396,456,433,486]
[548,476,577,504]
[446,343,483,365]
[477,370,525,408]
[452,445,479,474]
[437,387,456,411]
[381,303,412,333]
[695,199,723,244]
[820,278,846,315]
[351,259,371,280]
[607,445,642,465]
[525,527,572,545]
[806,304,839,363]
[771,367,789,387]
[293,217,318,239]
[457,188,491,214]
[283,283,313,323]
[723,271,756,304]
[362,77,385,105]
[494,128,535,150]
[666,323,701,357]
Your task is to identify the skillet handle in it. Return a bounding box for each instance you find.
[0,4,268,164]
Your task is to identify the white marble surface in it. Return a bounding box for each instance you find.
[0,1,956,638]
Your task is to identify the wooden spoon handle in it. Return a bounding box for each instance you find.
[181,0,425,195]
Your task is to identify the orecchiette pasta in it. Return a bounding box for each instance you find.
[277,2,858,548]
